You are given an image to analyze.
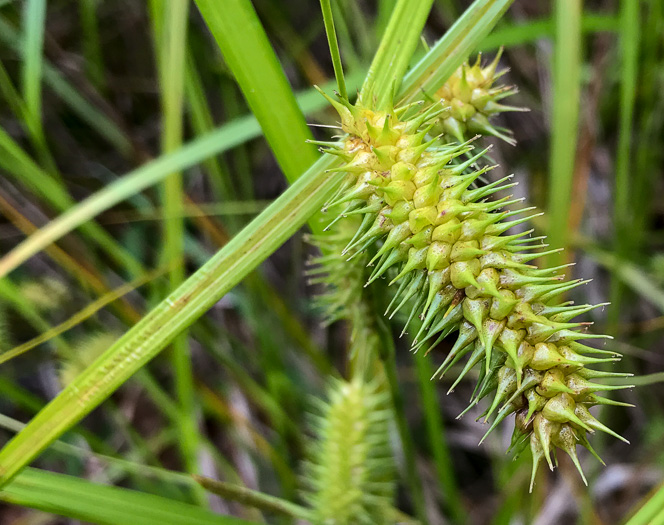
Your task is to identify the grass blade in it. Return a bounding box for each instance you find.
[194,0,319,183]
[0,468,251,525]
[359,0,435,109]
[320,0,347,99]
[21,0,46,141]
[545,0,582,268]
[609,0,641,328]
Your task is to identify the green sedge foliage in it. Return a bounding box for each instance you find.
[301,378,395,524]
[313,60,634,489]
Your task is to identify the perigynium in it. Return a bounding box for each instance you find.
[310,70,633,489]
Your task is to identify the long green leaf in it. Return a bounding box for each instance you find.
[0,468,251,525]
[359,0,435,109]
[194,0,318,183]
[545,0,582,268]
[608,0,641,328]
[0,0,514,487]
[21,0,46,138]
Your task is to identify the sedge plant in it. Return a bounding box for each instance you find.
[0,0,649,523]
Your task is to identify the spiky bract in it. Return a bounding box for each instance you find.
[432,51,526,145]
[314,92,632,488]
[302,378,395,524]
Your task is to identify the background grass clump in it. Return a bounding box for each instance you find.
[0,0,661,524]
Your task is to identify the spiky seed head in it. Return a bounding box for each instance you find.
[301,378,396,524]
[431,51,527,145]
[312,87,631,488]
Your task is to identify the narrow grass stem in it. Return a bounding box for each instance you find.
[608,0,640,330]
[21,0,46,148]
[546,0,582,269]
[153,0,205,503]
[414,352,467,523]
[378,321,428,523]
[320,0,347,100]
[194,476,312,519]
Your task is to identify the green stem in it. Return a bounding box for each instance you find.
[21,0,46,146]
[359,0,435,109]
[379,321,428,523]
[608,0,640,330]
[546,0,582,268]
[320,0,347,99]
[414,352,466,523]
[194,476,312,519]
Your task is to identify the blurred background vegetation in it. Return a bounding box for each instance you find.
[0,0,662,523]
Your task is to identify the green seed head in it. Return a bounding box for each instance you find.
[432,51,527,145]
[315,91,633,488]
[302,378,395,524]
